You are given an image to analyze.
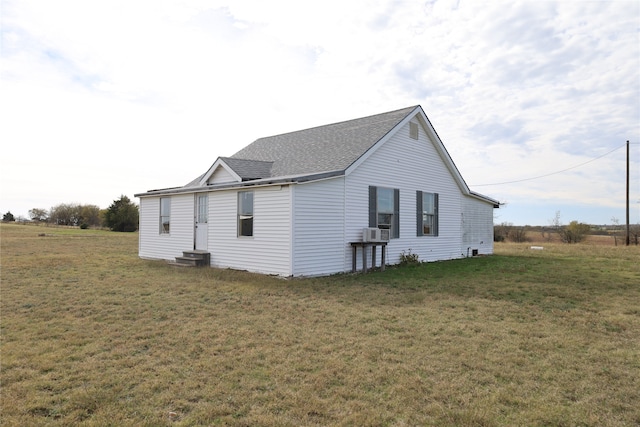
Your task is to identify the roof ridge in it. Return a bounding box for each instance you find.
[254,105,419,141]
[221,156,273,164]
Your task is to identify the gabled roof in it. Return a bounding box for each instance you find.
[186,157,274,188]
[230,105,418,178]
[219,157,273,181]
[136,105,499,207]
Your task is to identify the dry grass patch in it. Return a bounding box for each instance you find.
[2,224,639,426]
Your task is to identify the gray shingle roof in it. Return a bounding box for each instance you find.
[219,157,273,181]
[229,106,418,179]
[137,105,499,207]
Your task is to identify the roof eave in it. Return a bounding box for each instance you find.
[135,170,345,197]
[468,191,501,208]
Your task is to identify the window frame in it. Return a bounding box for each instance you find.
[416,191,438,237]
[197,194,208,224]
[369,186,400,239]
[237,191,254,237]
[160,197,171,234]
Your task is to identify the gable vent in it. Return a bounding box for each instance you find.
[409,122,419,140]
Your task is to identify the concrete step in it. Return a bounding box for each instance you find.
[175,250,210,267]
[181,250,210,259]
[175,256,199,266]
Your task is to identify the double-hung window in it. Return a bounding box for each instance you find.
[417,191,438,236]
[237,191,254,237]
[160,197,171,234]
[369,186,400,238]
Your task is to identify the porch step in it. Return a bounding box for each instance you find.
[175,250,210,267]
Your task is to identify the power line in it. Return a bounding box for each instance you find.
[472,142,634,187]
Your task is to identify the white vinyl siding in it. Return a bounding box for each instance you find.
[462,196,495,255]
[209,185,292,276]
[346,119,464,266]
[209,166,237,184]
[291,177,346,276]
[139,194,194,260]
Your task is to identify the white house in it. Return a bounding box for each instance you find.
[135,105,499,277]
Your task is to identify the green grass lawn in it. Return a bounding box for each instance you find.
[2,223,639,426]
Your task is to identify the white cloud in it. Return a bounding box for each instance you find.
[1,0,639,224]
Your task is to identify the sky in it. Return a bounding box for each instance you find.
[1,0,639,226]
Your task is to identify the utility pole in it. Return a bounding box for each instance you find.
[626,140,630,246]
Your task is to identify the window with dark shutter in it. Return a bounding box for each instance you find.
[417,191,438,236]
[368,186,400,238]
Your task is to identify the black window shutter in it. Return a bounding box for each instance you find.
[368,186,377,228]
[434,193,439,236]
[393,188,400,238]
[416,191,423,236]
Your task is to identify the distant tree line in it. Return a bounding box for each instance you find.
[494,211,639,245]
[46,204,102,227]
[1,195,139,232]
[494,222,528,243]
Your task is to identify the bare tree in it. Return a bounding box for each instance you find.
[630,224,640,245]
[550,211,562,231]
[49,203,82,226]
[547,210,562,242]
[510,226,529,243]
[611,217,621,246]
[29,208,48,222]
[494,222,512,242]
[540,227,554,242]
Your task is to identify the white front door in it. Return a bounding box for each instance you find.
[195,194,208,250]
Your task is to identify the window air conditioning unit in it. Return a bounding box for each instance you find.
[363,227,390,242]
